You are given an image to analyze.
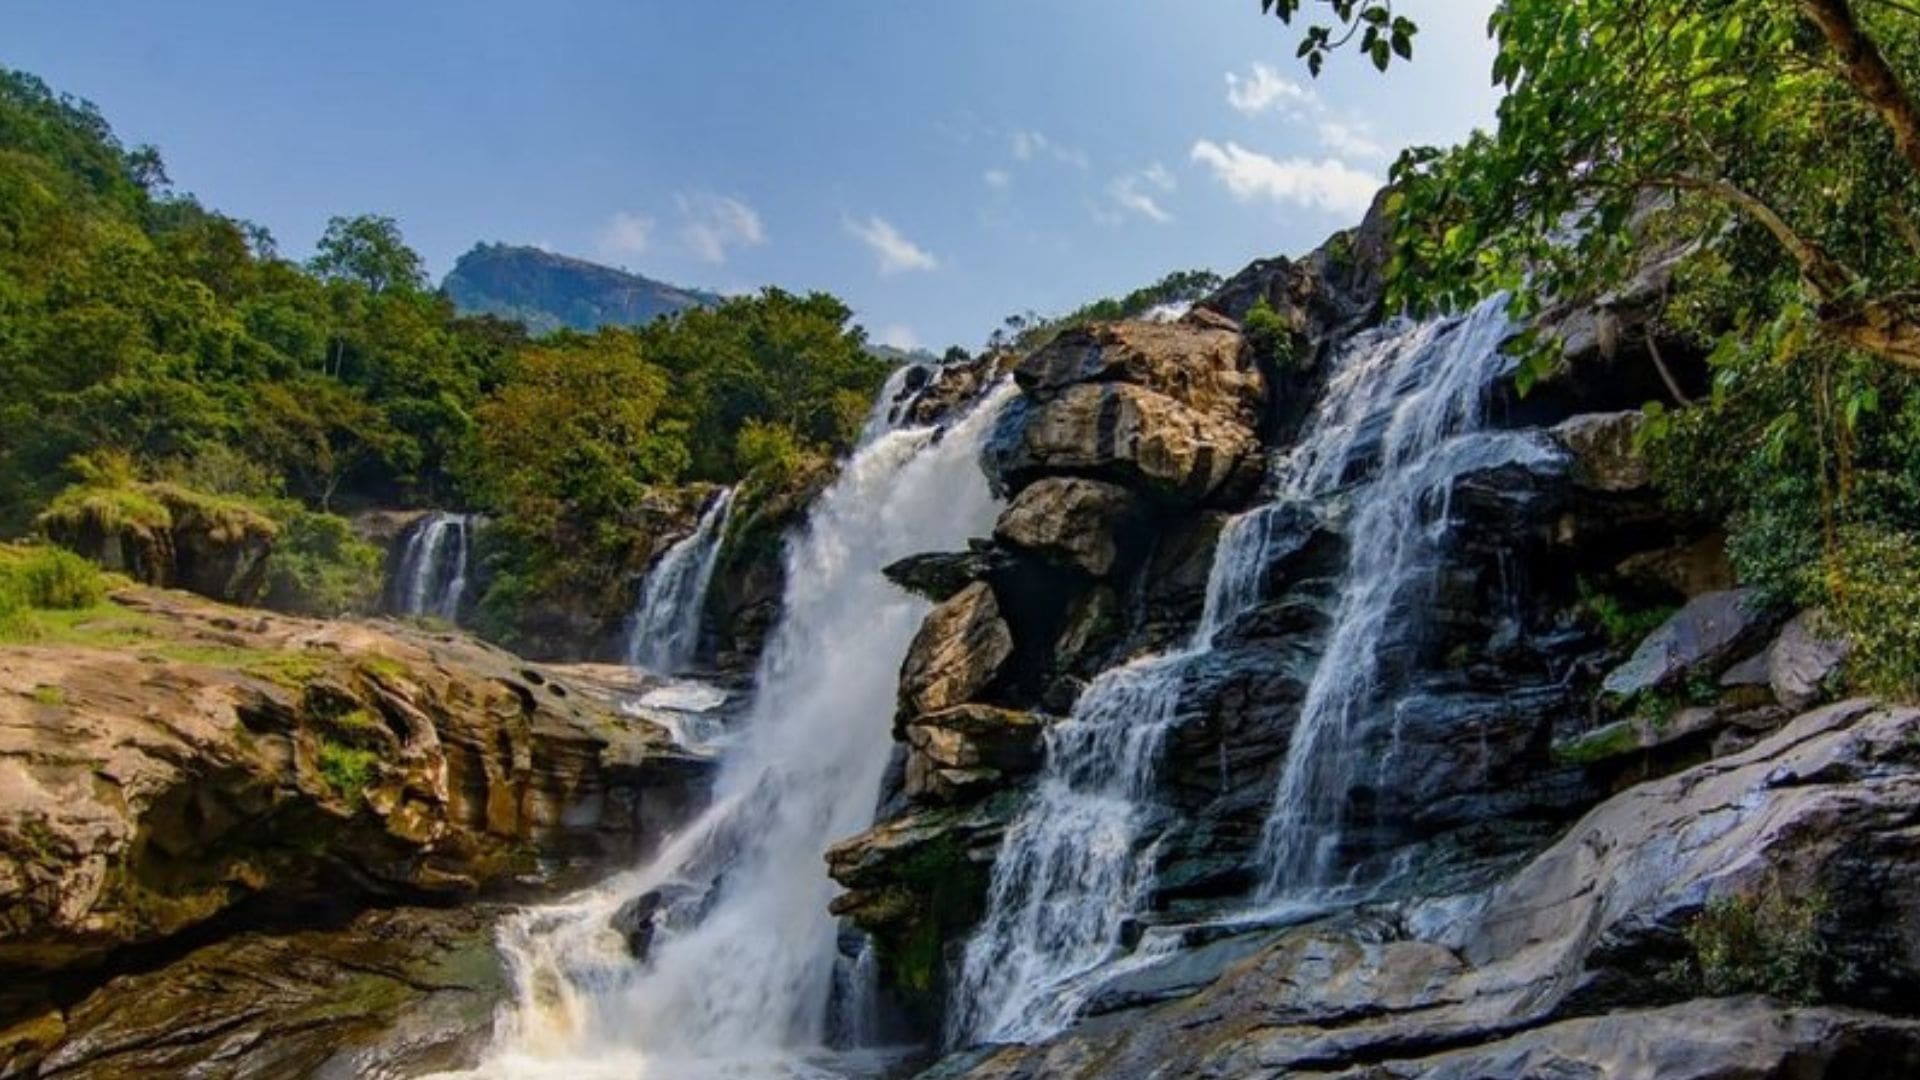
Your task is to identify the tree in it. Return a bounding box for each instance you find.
[1258,0,1417,76]
[307,214,426,296]
[1370,0,1920,382]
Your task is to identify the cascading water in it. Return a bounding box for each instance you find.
[393,511,476,620]
[626,487,736,674]
[947,475,1298,1045]
[440,377,1018,1080]
[1255,294,1545,898]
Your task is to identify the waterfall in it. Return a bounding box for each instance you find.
[393,512,476,620]
[441,378,1018,1079]
[1255,295,1535,897]
[947,470,1297,1045]
[626,488,736,674]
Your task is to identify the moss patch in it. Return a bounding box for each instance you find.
[316,742,380,810]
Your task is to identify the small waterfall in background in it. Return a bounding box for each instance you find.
[626,487,736,674]
[440,376,1017,1080]
[393,511,476,620]
[1255,294,1545,898]
[947,473,1300,1044]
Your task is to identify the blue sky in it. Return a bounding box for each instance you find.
[7,1,1501,351]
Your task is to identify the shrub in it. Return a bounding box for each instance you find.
[0,546,107,612]
[1575,578,1676,650]
[1669,888,1829,1004]
[263,506,382,617]
[1242,296,1296,372]
[1826,526,1920,700]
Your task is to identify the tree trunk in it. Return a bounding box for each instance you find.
[1824,297,1920,371]
[1798,0,1920,177]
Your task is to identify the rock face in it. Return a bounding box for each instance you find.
[925,702,1920,1079]
[0,585,708,1071]
[1770,609,1852,710]
[992,478,1141,577]
[990,383,1261,506]
[1013,319,1263,427]
[1602,588,1783,697]
[897,583,1015,722]
[1553,409,1651,493]
[40,484,278,607]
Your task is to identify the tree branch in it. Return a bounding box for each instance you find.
[1797,0,1920,177]
[1643,174,1858,297]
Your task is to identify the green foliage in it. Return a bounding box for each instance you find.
[0,546,108,613]
[1575,579,1676,649]
[984,270,1225,353]
[1258,0,1417,77]
[1668,888,1830,1004]
[1242,296,1297,372]
[308,214,426,296]
[265,506,384,617]
[315,740,379,810]
[1826,526,1920,699]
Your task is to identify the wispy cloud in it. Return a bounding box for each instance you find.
[983,168,1013,190]
[1010,129,1090,170]
[1225,63,1316,116]
[596,211,654,259]
[846,214,939,275]
[1102,163,1176,224]
[1189,140,1378,215]
[677,192,766,264]
[1318,120,1388,160]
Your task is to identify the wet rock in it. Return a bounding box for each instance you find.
[884,545,1003,603]
[1601,588,1782,697]
[993,478,1142,577]
[927,702,1920,1079]
[1014,320,1263,426]
[989,383,1260,506]
[1552,410,1651,493]
[897,582,1015,721]
[1770,609,1851,711]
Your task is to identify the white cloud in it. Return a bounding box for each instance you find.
[845,214,939,275]
[1318,120,1388,160]
[1104,163,1176,224]
[878,323,921,351]
[984,168,1013,190]
[1189,140,1379,216]
[595,211,653,258]
[1225,63,1316,116]
[677,192,766,264]
[1009,129,1090,170]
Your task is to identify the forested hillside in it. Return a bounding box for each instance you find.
[0,67,889,629]
[442,242,720,334]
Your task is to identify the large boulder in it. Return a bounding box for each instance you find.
[897,582,1015,721]
[1014,319,1263,426]
[1601,588,1782,697]
[991,383,1260,506]
[993,478,1142,577]
[0,587,709,973]
[39,483,278,606]
[1769,609,1852,711]
[883,546,1004,603]
[903,705,1049,804]
[1552,410,1651,494]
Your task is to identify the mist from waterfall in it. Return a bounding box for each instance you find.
[393,512,476,620]
[1255,295,1537,898]
[626,487,736,674]
[440,377,1017,1080]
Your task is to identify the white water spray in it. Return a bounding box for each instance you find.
[443,379,1018,1080]
[393,512,476,620]
[626,488,736,674]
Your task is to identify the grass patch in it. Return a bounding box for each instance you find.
[1576,578,1676,650]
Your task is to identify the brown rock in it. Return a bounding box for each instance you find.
[1014,320,1263,426]
[993,479,1140,577]
[897,582,1014,720]
[1552,410,1651,493]
[903,705,1049,803]
[997,383,1260,505]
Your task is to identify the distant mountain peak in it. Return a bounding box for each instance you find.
[443,243,720,334]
